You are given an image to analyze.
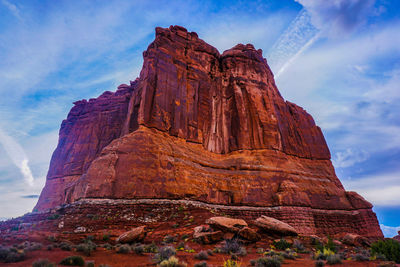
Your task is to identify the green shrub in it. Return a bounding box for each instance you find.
[102,243,113,250]
[116,244,130,254]
[76,240,96,256]
[144,242,159,253]
[32,258,55,267]
[164,235,176,243]
[293,240,305,252]
[326,254,342,265]
[315,260,324,267]
[255,256,282,267]
[154,246,176,263]
[159,256,187,267]
[59,242,72,251]
[325,237,337,253]
[47,214,60,220]
[5,251,26,263]
[371,239,400,263]
[194,251,209,260]
[313,248,335,260]
[132,244,144,255]
[353,253,369,261]
[102,234,110,241]
[222,239,243,255]
[273,239,292,250]
[59,255,85,266]
[223,259,241,267]
[0,246,25,263]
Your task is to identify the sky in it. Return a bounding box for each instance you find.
[0,0,399,237]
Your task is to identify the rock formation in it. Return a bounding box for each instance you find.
[35,25,382,238]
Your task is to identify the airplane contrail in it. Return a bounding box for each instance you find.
[0,127,34,186]
[267,8,320,79]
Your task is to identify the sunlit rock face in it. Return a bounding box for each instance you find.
[35,26,382,238]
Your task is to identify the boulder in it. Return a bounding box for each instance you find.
[116,226,146,244]
[206,217,247,233]
[238,227,261,242]
[340,233,370,247]
[255,216,298,236]
[193,225,223,244]
[74,226,86,233]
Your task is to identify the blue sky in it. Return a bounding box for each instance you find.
[0,0,399,237]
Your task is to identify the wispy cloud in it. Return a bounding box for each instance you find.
[380,224,400,238]
[1,0,21,20]
[269,0,377,78]
[0,128,34,186]
[295,0,376,37]
[343,170,400,206]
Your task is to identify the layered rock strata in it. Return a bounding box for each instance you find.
[35,25,382,238]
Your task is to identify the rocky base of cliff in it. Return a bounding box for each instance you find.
[0,200,391,267]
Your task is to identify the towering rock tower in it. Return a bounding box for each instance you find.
[35,26,382,237]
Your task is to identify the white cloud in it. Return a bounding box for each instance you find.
[295,0,376,37]
[0,175,45,218]
[0,127,34,186]
[333,148,369,168]
[343,170,400,206]
[1,0,21,20]
[380,224,400,238]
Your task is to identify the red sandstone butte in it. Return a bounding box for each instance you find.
[34,25,382,238]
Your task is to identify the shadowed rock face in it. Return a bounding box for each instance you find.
[34,25,382,238]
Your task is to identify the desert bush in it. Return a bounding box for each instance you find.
[194,262,208,267]
[76,240,96,256]
[0,246,25,263]
[222,239,242,255]
[32,258,55,267]
[237,246,247,257]
[47,214,60,220]
[315,260,325,267]
[86,261,95,267]
[59,255,85,266]
[353,253,369,261]
[154,246,176,263]
[293,240,305,252]
[47,235,57,242]
[164,235,176,244]
[59,242,72,251]
[254,256,282,267]
[371,239,400,263]
[144,242,159,253]
[206,249,214,256]
[280,251,296,260]
[273,239,292,250]
[264,250,277,257]
[313,248,335,260]
[102,243,113,250]
[19,241,43,251]
[223,259,241,267]
[47,245,53,251]
[131,244,144,255]
[98,265,112,267]
[194,251,209,260]
[4,251,26,263]
[159,256,187,267]
[326,254,342,265]
[116,244,130,254]
[102,234,110,241]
